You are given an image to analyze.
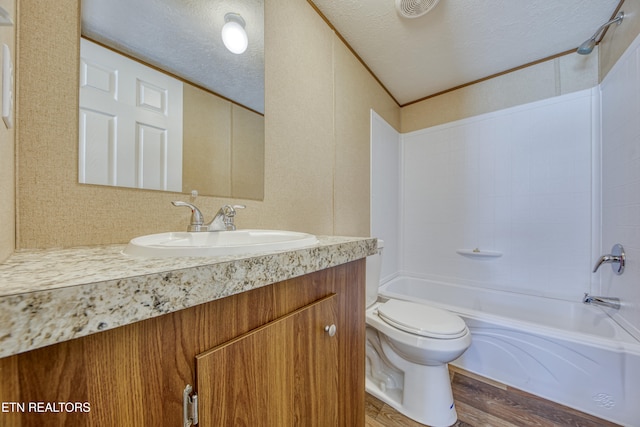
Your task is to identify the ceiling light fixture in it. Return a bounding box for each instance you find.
[222,13,248,55]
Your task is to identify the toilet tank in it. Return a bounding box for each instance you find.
[366,239,384,308]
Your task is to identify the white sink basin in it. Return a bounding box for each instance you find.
[123,229,319,258]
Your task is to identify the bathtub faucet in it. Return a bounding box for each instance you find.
[582,293,621,310]
[592,243,625,275]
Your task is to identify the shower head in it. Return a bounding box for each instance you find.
[577,38,598,55]
[577,11,624,55]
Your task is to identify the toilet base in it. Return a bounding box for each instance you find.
[366,363,457,427]
[366,311,471,427]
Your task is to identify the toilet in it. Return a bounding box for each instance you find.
[365,242,472,427]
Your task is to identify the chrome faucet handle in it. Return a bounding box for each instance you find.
[592,243,625,275]
[592,255,616,272]
[222,204,246,216]
[172,201,206,232]
[222,205,245,230]
[207,204,246,231]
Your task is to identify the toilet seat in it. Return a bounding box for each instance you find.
[377,299,468,339]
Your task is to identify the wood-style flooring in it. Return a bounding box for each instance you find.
[365,367,621,427]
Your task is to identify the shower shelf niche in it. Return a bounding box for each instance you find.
[456,249,502,258]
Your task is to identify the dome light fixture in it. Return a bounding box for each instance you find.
[221,13,248,55]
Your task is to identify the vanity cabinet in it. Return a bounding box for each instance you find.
[0,259,365,427]
[196,294,338,425]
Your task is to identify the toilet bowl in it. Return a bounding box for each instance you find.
[365,241,471,427]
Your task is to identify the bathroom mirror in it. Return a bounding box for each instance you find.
[79,0,265,200]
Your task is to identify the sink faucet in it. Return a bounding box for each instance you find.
[583,293,621,310]
[172,201,245,231]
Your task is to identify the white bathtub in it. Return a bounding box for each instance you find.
[379,276,640,426]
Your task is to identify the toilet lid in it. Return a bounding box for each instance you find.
[377,299,468,339]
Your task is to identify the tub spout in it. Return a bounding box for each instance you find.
[583,293,621,310]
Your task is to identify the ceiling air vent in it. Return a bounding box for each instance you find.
[395,0,441,18]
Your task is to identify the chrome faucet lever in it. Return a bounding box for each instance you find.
[172,201,206,232]
[592,243,625,275]
[583,293,621,310]
[207,204,246,231]
[223,205,245,231]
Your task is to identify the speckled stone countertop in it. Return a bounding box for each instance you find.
[0,236,376,358]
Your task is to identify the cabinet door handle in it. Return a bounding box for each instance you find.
[324,324,337,337]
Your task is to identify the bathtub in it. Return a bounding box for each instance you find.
[379,275,640,426]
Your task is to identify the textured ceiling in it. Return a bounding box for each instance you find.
[311,0,622,105]
[82,0,264,113]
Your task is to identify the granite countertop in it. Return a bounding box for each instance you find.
[0,235,376,358]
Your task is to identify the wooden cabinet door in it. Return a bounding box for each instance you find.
[195,294,338,426]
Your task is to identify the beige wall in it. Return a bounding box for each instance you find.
[600,0,640,79]
[334,40,400,236]
[401,52,599,132]
[231,104,264,201]
[182,84,265,201]
[183,83,233,198]
[0,0,14,262]
[14,0,399,250]
[14,0,634,254]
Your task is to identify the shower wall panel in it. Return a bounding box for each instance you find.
[371,110,401,283]
[600,32,640,341]
[401,89,596,301]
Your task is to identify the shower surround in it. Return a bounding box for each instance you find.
[371,33,640,420]
[399,89,596,301]
[373,88,597,301]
